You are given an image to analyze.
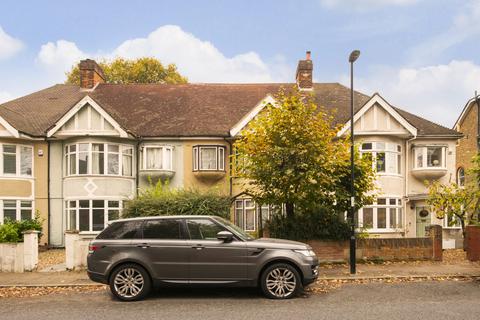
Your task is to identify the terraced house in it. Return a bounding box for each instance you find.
[0,55,462,247]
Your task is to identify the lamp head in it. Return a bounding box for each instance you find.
[349,50,361,63]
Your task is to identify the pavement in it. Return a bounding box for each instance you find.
[0,259,478,287]
[0,280,479,320]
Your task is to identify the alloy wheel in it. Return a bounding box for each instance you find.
[113,267,145,299]
[265,267,297,298]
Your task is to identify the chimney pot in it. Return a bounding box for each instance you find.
[79,59,105,89]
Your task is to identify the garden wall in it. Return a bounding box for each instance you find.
[0,230,39,272]
[308,225,443,262]
[65,231,95,270]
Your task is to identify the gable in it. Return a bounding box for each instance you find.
[353,103,410,135]
[230,94,276,137]
[338,94,417,137]
[47,96,128,138]
[0,115,19,137]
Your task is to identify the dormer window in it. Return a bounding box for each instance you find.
[142,146,173,171]
[193,146,225,171]
[413,146,446,169]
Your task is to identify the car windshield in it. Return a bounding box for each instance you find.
[213,217,255,241]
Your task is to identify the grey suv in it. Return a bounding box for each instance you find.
[87,215,318,301]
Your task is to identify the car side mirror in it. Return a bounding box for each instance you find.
[217,231,234,242]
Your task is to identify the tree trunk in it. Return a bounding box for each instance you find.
[286,202,294,219]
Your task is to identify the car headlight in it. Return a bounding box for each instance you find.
[294,249,316,257]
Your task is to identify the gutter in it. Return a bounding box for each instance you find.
[47,139,51,246]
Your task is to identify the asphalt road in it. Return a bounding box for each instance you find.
[1,280,480,320]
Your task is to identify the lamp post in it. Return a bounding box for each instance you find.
[349,50,360,275]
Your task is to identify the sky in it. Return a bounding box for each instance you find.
[1,0,480,128]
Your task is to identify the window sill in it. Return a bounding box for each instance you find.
[358,229,405,233]
[193,170,226,181]
[0,175,34,179]
[411,168,447,180]
[64,174,135,179]
[376,173,403,178]
[139,169,175,180]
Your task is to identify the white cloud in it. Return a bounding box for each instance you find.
[320,0,419,10]
[36,25,290,83]
[0,26,23,60]
[344,60,480,127]
[0,91,13,103]
[36,40,86,79]
[409,0,480,65]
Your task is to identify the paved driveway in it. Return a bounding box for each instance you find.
[1,280,479,320]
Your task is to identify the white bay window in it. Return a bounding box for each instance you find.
[360,142,401,175]
[193,146,225,171]
[357,197,403,232]
[66,199,122,232]
[65,143,133,177]
[414,146,446,169]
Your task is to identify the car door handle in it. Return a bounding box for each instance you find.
[137,243,150,248]
[191,245,204,250]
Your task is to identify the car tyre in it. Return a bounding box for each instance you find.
[109,263,151,301]
[260,263,302,299]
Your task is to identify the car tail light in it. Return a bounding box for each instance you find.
[88,245,100,254]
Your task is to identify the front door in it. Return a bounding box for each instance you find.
[137,218,190,281]
[185,218,247,282]
[416,207,431,237]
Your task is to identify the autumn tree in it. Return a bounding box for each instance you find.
[65,57,187,84]
[427,154,480,240]
[233,87,375,218]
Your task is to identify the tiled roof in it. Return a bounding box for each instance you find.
[0,82,460,138]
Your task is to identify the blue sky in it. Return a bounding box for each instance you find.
[1,0,479,127]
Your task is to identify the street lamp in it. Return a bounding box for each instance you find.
[349,50,360,275]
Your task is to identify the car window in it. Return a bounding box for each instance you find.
[96,221,141,239]
[187,219,225,240]
[142,219,183,239]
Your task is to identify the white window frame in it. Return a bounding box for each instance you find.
[413,146,447,169]
[142,145,173,171]
[65,199,123,233]
[0,143,33,178]
[234,198,256,232]
[442,214,462,229]
[0,199,34,223]
[357,197,404,232]
[360,142,402,176]
[64,142,134,177]
[192,145,226,171]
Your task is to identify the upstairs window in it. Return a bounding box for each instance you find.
[193,146,225,171]
[360,142,401,175]
[142,146,173,171]
[65,143,133,177]
[414,146,446,169]
[0,144,33,177]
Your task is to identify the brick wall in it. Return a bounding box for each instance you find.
[308,225,442,262]
[465,225,480,261]
[456,102,478,183]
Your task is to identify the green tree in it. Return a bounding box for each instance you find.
[65,57,188,84]
[233,87,375,218]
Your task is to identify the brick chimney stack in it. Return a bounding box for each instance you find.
[79,59,105,89]
[295,51,313,90]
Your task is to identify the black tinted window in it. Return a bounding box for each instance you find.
[187,219,225,240]
[143,219,182,239]
[96,221,141,239]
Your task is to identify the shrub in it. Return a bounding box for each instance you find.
[0,215,43,243]
[123,180,231,219]
[267,206,350,241]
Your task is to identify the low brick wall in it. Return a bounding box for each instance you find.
[465,225,480,261]
[65,230,95,270]
[308,225,443,262]
[0,231,39,272]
